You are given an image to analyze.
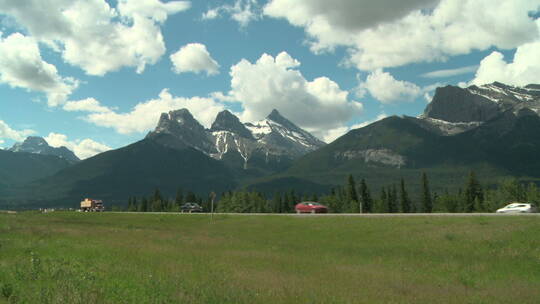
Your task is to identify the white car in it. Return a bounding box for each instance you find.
[496,203,538,213]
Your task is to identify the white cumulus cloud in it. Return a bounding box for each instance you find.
[170,43,220,76]
[322,113,388,143]
[117,0,190,22]
[0,119,34,142]
[357,70,422,104]
[217,51,363,140]
[0,0,190,76]
[82,89,225,134]
[202,0,260,28]
[0,33,78,106]
[44,132,111,159]
[471,40,540,86]
[264,0,540,71]
[63,98,111,113]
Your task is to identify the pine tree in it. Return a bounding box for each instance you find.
[464,171,484,212]
[175,188,184,208]
[359,179,373,213]
[380,187,388,213]
[185,191,197,203]
[387,184,398,213]
[127,197,137,212]
[140,197,148,212]
[127,197,133,212]
[345,175,359,212]
[217,192,230,212]
[422,172,433,213]
[153,188,163,203]
[152,199,163,212]
[287,189,298,213]
[400,178,411,213]
[272,192,282,213]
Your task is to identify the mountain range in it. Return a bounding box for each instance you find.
[274,82,540,194]
[0,109,324,207]
[2,81,540,208]
[146,108,325,175]
[8,136,79,163]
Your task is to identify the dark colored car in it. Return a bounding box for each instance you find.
[295,202,328,214]
[180,202,203,213]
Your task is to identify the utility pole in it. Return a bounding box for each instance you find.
[210,191,216,221]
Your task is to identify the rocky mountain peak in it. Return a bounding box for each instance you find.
[423,85,501,123]
[8,136,79,163]
[147,107,326,172]
[23,136,48,146]
[266,109,288,124]
[157,108,204,132]
[210,110,253,139]
[147,108,215,153]
[418,82,540,136]
[264,109,304,133]
[525,84,540,90]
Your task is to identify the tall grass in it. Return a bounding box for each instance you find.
[1,212,539,303]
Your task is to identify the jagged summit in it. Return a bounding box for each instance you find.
[156,109,205,132]
[210,110,253,139]
[146,108,326,172]
[419,82,540,136]
[9,136,79,163]
[267,109,284,121]
[148,108,214,153]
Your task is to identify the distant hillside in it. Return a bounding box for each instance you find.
[0,149,72,187]
[248,82,540,194]
[7,137,236,208]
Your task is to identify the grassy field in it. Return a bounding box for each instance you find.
[1,212,539,303]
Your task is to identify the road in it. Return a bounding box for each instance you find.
[109,212,540,217]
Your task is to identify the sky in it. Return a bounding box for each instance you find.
[0,0,539,159]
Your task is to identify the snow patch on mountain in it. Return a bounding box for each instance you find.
[148,109,325,170]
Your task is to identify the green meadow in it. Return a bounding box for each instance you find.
[1,212,539,303]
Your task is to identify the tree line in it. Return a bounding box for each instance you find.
[118,172,540,213]
[120,188,206,212]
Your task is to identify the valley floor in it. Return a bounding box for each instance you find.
[0,212,539,303]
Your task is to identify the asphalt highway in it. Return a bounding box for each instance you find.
[110,212,540,217]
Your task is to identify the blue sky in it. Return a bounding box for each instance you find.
[0,0,539,158]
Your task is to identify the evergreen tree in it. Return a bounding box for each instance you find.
[127,197,137,212]
[127,197,133,211]
[400,178,411,213]
[464,171,484,212]
[175,188,184,208]
[345,175,359,212]
[286,189,298,212]
[387,184,398,213]
[185,191,197,203]
[153,188,163,203]
[167,199,176,212]
[379,187,388,213]
[272,192,282,213]
[421,172,433,213]
[152,199,163,212]
[216,192,232,213]
[359,179,373,213]
[140,197,148,212]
